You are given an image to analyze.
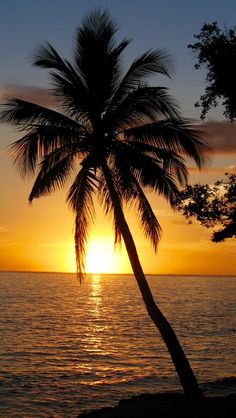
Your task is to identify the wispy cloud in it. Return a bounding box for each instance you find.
[1,87,236,156]
[0,226,9,232]
[171,219,188,225]
[202,120,236,154]
[225,164,236,171]
[0,228,18,246]
[0,240,20,246]
[41,241,73,248]
[0,84,57,108]
[188,165,236,174]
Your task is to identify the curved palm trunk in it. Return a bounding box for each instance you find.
[102,162,203,398]
[116,209,202,398]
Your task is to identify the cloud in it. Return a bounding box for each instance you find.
[0,240,20,246]
[1,87,236,155]
[171,219,188,225]
[0,84,57,108]
[0,227,12,238]
[41,241,73,248]
[202,121,236,154]
[225,164,236,171]
[188,165,236,174]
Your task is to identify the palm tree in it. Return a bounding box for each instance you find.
[1,10,207,397]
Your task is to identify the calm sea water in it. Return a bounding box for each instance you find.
[0,272,235,417]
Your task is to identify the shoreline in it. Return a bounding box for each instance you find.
[78,392,236,418]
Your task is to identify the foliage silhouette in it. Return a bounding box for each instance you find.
[176,174,236,242]
[189,22,236,120]
[1,10,208,397]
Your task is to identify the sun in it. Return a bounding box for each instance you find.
[64,237,131,274]
[85,241,118,274]
[85,239,130,274]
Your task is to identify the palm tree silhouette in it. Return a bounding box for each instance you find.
[1,10,207,397]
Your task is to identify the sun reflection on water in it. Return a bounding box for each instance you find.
[86,274,105,356]
[90,274,102,313]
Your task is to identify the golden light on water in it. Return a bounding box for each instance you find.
[90,274,102,316]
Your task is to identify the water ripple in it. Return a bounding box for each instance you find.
[0,272,235,416]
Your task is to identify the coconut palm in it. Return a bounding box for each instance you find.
[1,10,207,397]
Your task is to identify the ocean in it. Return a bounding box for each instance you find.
[0,272,235,417]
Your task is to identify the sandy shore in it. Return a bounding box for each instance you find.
[78,392,236,417]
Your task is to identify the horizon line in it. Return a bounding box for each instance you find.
[0,269,235,278]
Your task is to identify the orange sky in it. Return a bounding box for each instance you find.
[0,2,236,275]
[0,127,236,275]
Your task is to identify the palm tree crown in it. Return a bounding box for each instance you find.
[1,10,208,277]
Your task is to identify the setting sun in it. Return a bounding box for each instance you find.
[85,239,130,274]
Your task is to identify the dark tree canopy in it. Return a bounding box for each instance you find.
[189,22,236,120]
[176,174,236,242]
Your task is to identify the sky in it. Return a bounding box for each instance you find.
[0,0,236,275]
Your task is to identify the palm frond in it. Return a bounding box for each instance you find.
[9,130,41,177]
[119,49,173,92]
[32,42,95,124]
[137,162,179,207]
[110,140,180,205]
[50,72,92,124]
[8,123,87,177]
[123,118,210,168]
[32,41,71,72]
[125,141,188,185]
[97,165,123,247]
[67,167,98,278]
[106,49,173,116]
[74,10,130,120]
[32,42,83,98]
[97,170,117,215]
[0,98,81,130]
[29,150,74,201]
[107,86,180,131]
[134,180,162,251]
[111,150,161,250]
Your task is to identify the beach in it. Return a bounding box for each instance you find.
[79,393,236,417]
